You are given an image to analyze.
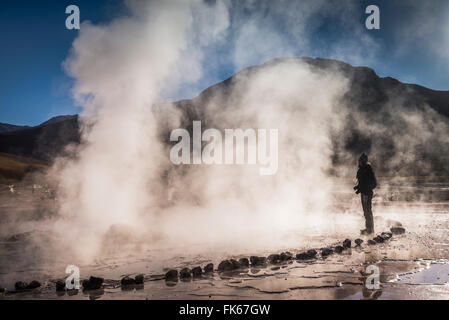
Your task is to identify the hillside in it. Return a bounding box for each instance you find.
[0,123,30,134]
[0,152,48,181]
[0,57,448,176]
[0,115,79,163]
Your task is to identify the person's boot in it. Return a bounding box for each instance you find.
[361,229,374,235]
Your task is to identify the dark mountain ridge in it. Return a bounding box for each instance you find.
[1,57,448,175]
[0,123,30,134]
[0,115,79,162]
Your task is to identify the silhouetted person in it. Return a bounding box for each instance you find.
[354,153,377,235]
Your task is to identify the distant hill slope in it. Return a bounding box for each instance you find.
[184,57,449,118]
[0,115,79,163]
[0,57,448,175]
[0,123,30,134]
[170,57,449,175]
[0,152,48,181]
[37,115,78,127]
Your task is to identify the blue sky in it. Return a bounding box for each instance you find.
[1,0,448,126]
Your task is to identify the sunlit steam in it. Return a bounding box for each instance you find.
[42,0,449,264]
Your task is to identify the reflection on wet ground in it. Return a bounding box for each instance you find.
[2,243,449,300]
[1,181,449,299]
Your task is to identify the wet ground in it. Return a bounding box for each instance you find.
[1,180,449,300]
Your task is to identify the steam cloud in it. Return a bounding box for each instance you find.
[40,0,449,265]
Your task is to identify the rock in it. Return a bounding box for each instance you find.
[165,269,178,280]
[192,266,202,277]
[204,263,214,273]
[15,281,28,291]
[180,268,192,278]
[334,245,344,254]
[368,239,377,245]
[135,274,144,284]
[390,226,405,235]
[56,280,66,291]
[380,234,390,241]
[296,249,317,260]
[84,276,103,290]
[321,248,333,257]
[218,260,234,272]
[373,235,384,243]
[250,256,266,266]
[230,259,241,269]
[343,239,351,248]
[121,276,136,286]
[296,252,308,260]
[306,249,317,257]
[239,258,250,267]
[280,252,293,261]
[381,231,393,239]
[296,252,310,260]
[26,280,41,289]
[267,254,281,264]
[82,276,104,290]
[355,238,364,246]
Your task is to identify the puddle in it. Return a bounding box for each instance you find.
[398,261,449,285]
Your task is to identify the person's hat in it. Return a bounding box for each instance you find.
[359,153,368,163]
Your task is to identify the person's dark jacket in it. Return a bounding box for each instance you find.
[355,163,377,196]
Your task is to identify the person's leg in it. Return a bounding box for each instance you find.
[361,194,367,233]
[361,193,367,216]
[362,194,374,233]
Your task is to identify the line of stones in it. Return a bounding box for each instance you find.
[163,228,404,281]
[0,227,405,294]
